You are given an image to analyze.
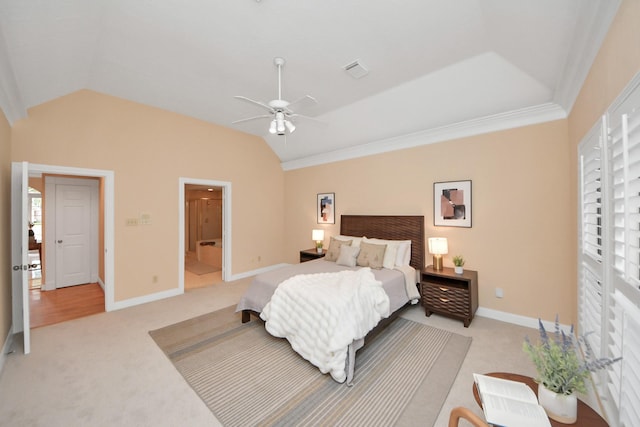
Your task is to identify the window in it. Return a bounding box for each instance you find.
[28,187,42,242]
[578,73,640,427]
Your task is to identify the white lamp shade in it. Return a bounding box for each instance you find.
[312,229,325,241]
[428,237,448,255]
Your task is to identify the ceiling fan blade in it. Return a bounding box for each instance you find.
[288,113,326,125]
[286,95,317,113]
[234,96,274,113]
[232,114,273,124]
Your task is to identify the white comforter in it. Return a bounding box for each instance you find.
[260,268,390,383]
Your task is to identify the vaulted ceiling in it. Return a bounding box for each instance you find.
[0,1,620,169]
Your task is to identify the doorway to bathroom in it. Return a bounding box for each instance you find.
[179,178,231,291]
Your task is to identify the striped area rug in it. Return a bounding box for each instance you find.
[150,306,471,427]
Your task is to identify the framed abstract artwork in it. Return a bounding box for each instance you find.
[434,180,472,227]
[317,193,335,224]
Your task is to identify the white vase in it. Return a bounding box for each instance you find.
[538,383,577,424]
[454,266,463,274]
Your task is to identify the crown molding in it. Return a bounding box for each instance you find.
[282,102,567,171]
[0,28,27,124]
[553,0,621,113]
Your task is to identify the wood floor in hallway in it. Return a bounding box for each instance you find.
[30,283,105,328]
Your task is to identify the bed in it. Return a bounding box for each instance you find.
[236,214,425,385]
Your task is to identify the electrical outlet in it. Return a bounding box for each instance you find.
[139,213,152,225]
[495,288,504,298]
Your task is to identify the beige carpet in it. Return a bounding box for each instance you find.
[150,306,471,427]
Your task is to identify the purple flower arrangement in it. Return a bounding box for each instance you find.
[523,315,621,395]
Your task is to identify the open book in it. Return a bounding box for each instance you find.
[473,373,552,427]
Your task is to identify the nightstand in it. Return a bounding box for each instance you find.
[420,266,478,327]
[299,248,326,263]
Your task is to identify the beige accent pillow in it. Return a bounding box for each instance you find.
[356,241,386,269]
[363,237,399,269]
[325,237,351,262]
[334,235,363,248]
[336,245,360,267]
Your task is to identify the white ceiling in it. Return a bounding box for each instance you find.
[0,1,620,169]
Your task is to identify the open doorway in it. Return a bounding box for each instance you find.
[30,174,105,327]
[179,178,231,291]
[12,162,114,353]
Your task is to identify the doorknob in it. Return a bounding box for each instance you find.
[57,240,63,243]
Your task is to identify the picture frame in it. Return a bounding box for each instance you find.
[434,180,472,227]
[317,193,335,224]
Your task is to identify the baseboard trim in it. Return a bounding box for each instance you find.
[110,288,182,311]
[229,263,291,281]
[0,325,14,375]
[476,307,572,332]
[109,263,290,312]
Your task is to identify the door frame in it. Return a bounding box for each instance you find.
[26,163,115,311]
[178,177,232,291]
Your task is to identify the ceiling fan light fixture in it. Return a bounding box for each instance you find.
[233,57,318,137]
[285,120,296,133]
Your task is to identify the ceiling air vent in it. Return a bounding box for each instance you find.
[343,60,369,79]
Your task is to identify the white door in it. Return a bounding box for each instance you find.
[10,162,30,354]
[56,184,91,287]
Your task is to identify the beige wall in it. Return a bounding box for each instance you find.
[0,108,11,344]
[569,0,640,147]
[285,120,573,321]
[285,0,640,325]
[11,90,285,302]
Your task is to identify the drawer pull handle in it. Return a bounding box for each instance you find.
[439,297,449,303]
[439,287,449,292]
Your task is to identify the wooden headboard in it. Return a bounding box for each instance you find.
[340,215,425,271]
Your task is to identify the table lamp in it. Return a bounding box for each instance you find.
[428,237,448,271]
[312,229,325,253]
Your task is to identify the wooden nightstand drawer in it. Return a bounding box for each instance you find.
[420,266,478,327]
[421,283,469,316]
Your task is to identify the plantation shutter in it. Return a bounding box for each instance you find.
[607,291,640,427]
[578,72,640,427]
[581,124,604,263]
[609,89,640,290]
[578,121,605,356]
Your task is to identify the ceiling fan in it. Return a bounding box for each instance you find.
[232,57,318,136]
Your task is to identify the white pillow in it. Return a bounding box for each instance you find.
[396,240,412,266]
[363,237,397,269]
[334,234,363,248]
[336,245,360,267]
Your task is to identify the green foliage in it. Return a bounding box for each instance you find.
[523,316,621,395]
[452,255,465,267]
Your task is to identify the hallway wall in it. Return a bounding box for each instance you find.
[11,90,285,302]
